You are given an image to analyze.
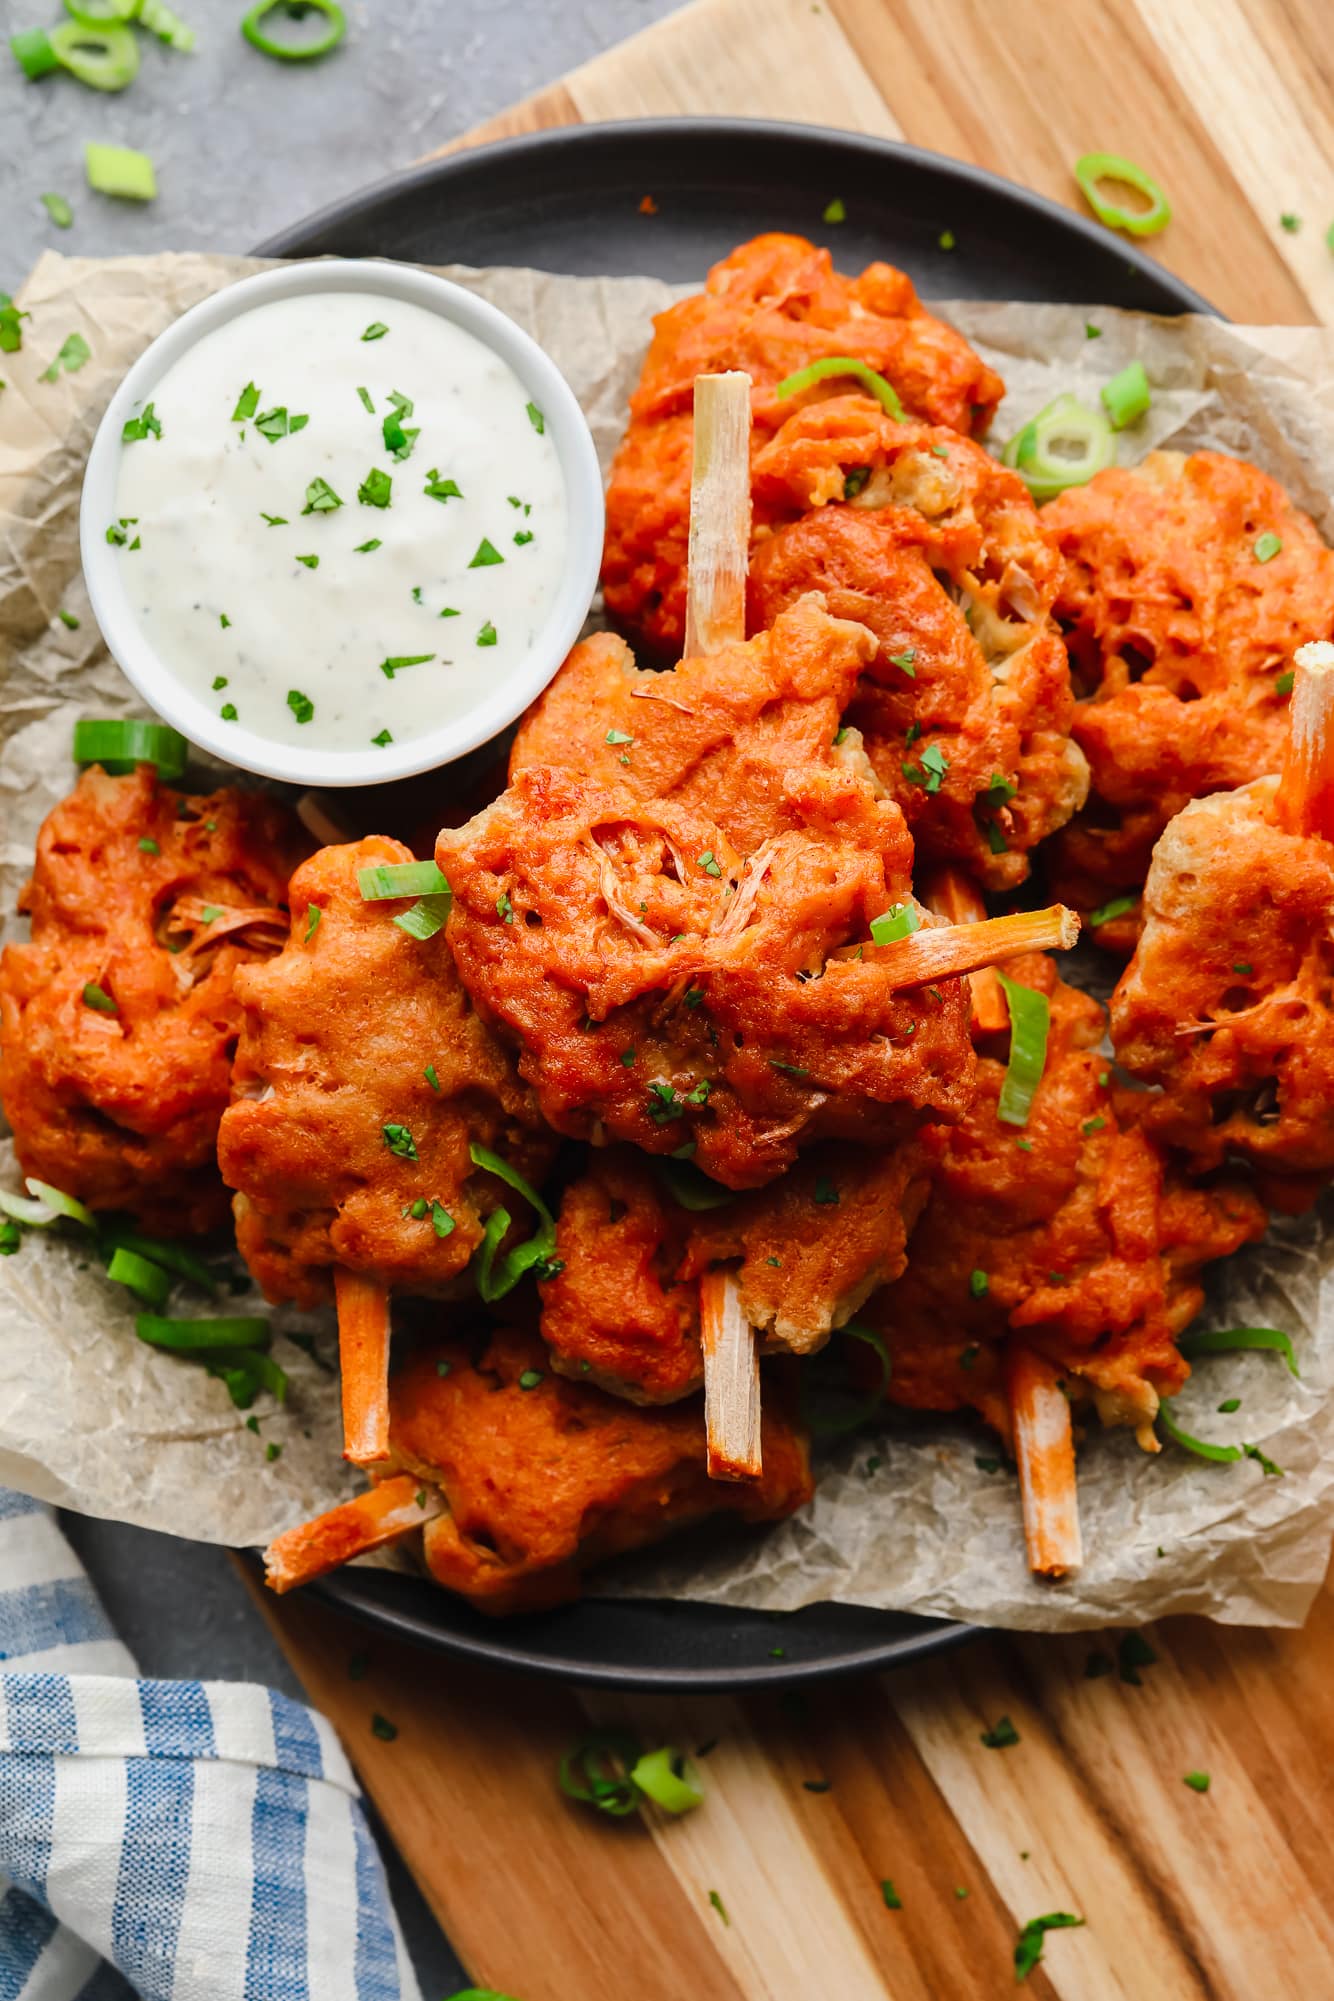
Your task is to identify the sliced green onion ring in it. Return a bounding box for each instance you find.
[241,0,345,61]
[393,896,450,941]
[73,717,187,779]
[995,970,1051,1127]
[106,1245,171,1307]
[137,0,195,50]
[25,1178,96,1228]
[630,1747,704,1816]
[799,1323,892,1438]
[1101,360,1151,430]
[205,1348,288,1406]
[652,1158,735,1212]
[136,1313,270,1353]
[1180,1325,1299,1376]
[0,1186,66,1228]
[469,1142,559,1302]
[1074,151,1172,238]
[48,19,140,88]
[98,1229,216,1292]
[775,355,906,421]
[869,902,921,946]
[11,27,64,76]
[357,860,449,901]
[63,0,136,24]
[1156,1398,1243,1464]
[558,1732,643,1817]
[1000,394,1116,503]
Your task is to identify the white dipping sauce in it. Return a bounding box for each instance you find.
[112,291,568,751]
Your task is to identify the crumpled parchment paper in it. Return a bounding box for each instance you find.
[3,250,1334,1627]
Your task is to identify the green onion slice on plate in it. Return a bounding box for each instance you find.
[799,1323,892,1437]
[136,1314,270,1353]
[48,20,140,89]
[558,1732,644,1817]
[775,355,905,421]
[1179,1325,1299,1375]
[85,141,157,200]
[630,1746,705,1816]
[1001,394,1116,502]
[1073,151,1172,238]
[469,1143,559,1302]
[73,717,187,779]
[241,0,345,60]
[995,970,1050,1127]
[106,1244,172,1307]
[1100,360,1151,431]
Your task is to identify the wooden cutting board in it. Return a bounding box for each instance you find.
[257,4,1334,1995]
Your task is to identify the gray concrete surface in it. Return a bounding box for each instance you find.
[5,5,683,1992]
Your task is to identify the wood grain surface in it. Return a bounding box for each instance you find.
[260,4,1334,1995]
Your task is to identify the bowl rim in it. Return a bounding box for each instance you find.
[78,255,605,788]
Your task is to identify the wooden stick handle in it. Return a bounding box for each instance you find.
[683,372,753,658]
[874,903,1078,990]
[335,1268,393,1467]
[263,1473,443,1594]
[1005,1344,1083,1580]
[1278,641,1334,841]
[921,866,1008,1033]
[699,1269,763,1482]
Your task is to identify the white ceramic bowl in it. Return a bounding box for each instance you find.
[79,258,604,787]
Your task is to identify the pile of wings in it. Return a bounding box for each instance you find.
[5,235,1333,1615]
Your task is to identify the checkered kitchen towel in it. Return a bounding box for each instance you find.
[0,1490,422,2000]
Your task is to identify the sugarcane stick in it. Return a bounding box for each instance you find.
[875,904,1078,989]
[686,371,764,1482]
[264,1473,444,1594]
[335,1269,393,1466]
[1006,1344,1083,1580]
[922,866,1009,1033]
[1277,641,1334,842]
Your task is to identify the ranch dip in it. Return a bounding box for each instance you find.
[110,290,568,752]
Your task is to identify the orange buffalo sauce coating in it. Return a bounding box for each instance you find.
[218,837,553,1306]
[749,396,1087,889]
[439,595,975,1190]
[863,956,1267,1444]
[538,1139,930,1400]
[1111,776,1334,1200]
[0,764,306,1235]
[267,1327,812,1616]
[602,232,1004,659]
[1045,450,1334,946]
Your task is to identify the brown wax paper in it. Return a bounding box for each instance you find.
[3,250,1333,1625]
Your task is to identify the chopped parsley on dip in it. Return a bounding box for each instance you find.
[110,291,567,751]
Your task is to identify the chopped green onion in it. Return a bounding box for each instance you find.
[1015,1912,1085,1983]
[775,355,905,421]
[1183,1770,1211,1793]
[41,192,74,228]
[301,477,342,514]
[1086,894,1138,929]
[822,197,846,224]
[0,1179,93,1229]
[136,0,195,53]
[84,141,156,199]
[517,1368,543,1390]
[11,26,63,76]
[99,1228,215,1291]
[1155,1398,1244,1464]
[558,1732,642,1817]
[393,897,449,940]
[1073,151,1171,237]
[136,1314,269,1353]
[304,905,321,943]
[995,970,1050,1127]
[869,902,921,945]
[1276,669,1295,696]
[205,1348,288,1407]
[1001,394,1115,502]
[22,1178,95,1228]
[799,1324,891,1437]
[41,19,139,88]
[1179,1325,1299,1375]
[980,1715,1020,1748]
[469,1142,559,1300]
[81,981,117,1013]
[1100,360,1151,430]
[969,1268,988,1298]
[1280,212,1301,234]
[880,1881,903,1910]
[358,860,449,901]
[241,0,345,60]
[630,1747,704,1815]
[652,1158,735,1211]
[106,1244,171,1307]
[73,718,187,780]
[1254,531,1282,563]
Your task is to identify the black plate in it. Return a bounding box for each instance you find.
[262,119,1212,1689]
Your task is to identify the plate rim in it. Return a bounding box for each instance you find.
[255,115,1215,1689]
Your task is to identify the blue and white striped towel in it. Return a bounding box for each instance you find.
[0,1490,423,2001]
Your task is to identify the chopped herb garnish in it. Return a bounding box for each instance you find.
[605,728,633,747]
[769,1059,808,1076]
[356,386,374,413]
[57,608,80,629]
[370,1713,398,1741]
[220,703,238,721]
[212,675,228,690]
[969,1268,988,1298]
[1232,962,1254,976]
[1276,669,1295,695]
[996,970,1050,1126]
[1085,322,1102,339]
[361,322,389,342]
[265,1442,282,1463]
[1081,1115,1107,1135]
[975,1455,1002,1475]
[1117,1631,1157,1685]
[260,512,288,526]
[295,553,319,569]
[436,1359,451,1377]
[1254,531,1283,563]
[496,892,514,924]
[439,605,459,618]
[477,622,497,647]
[82,981,117,1014]
[305,906,321,944]
[518,1368,544,1390]
[40,191,73,229]
[938,228,956,250]
[525,401,545,434]
[902,741,950,794]
[41,332,91,381]
[980,1715,1020,1748]
[287,689,315,725]
[301,477,343,515]
[870,902,921,945]
[513,529,535,545]
[379,653,435,679]
[1183,1770,1211,1793]
[357,466,392,509]
[1015,1913,1084,1983]
[382,1123,418,1161]
[1084,1649,1114,1679]
[121,402,162,444]
[371,728,393,746]
[1087,894,1138,928]
[813,1176,839,1206]
[200,906,222,924]
[381,407,419,460]
[423,469,462,503]
[880,1880,902,1910]
[1280,212,1301,233]
[1218,1397,1241,1414]
[232,382,260,421]
[431,1201,454,1239]
[255,406,307,443]
[354,538,382,553]
[889,648,917,676]
[698,850,722,877]
[219,614,231,629]
[822,196,847,223]
[469,537,504,568]
[138,837,160,855]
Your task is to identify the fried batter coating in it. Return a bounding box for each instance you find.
[441,596,975,1189]
[602,233,1006,657]
[864,955,1266,1442]
[388,1326,812,1614]
[748,396,1087,888]
[0,764,305,1236]
[539,1140,930,1400]
[218,837,552,1307]
[1044,451,1334,943]
[1110,777,1334,1193]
